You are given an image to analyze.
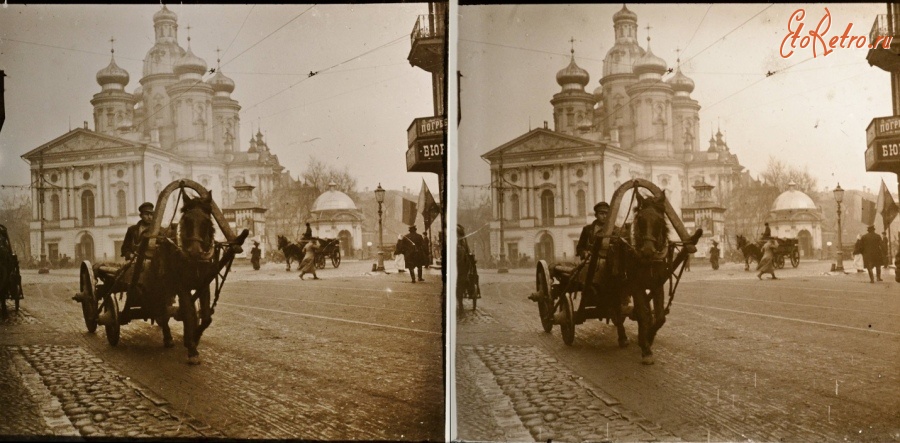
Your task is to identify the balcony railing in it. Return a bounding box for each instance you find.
[870,14,893,45]
[410,13,445,45]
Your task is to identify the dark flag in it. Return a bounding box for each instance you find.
[877,180,898,227]
[417,180,441,229]
[861,198,877,226]
[401,198,417,226]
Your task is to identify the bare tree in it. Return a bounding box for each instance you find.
[0,188,32,260]
[760,156,818,194]
[302,155,357,195]
[458,187,492,264]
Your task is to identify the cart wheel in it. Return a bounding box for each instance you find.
[536,261,554,333]
[100,293,120,346]
[332,250,341,268]
[775,254,785,269]
[560,294,575,346]
[79,262,98,333]
[315,254,326,270]
[791,249,800,268]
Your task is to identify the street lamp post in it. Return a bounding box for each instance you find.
[375,183,385,272]
[833,183,845,273]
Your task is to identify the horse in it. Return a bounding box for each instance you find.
[151,191,218,365]
[277,235,304,271]
[604,190,682,365]
[735,234,762,271]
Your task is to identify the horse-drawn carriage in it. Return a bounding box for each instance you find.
[72,180,248,364]
[736,235,800,270]
[276,236,341,271]
[529,179,701,365]
[0,223,24,316]
[456,225,480,311]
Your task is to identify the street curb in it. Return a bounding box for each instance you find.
[10,348,81,438]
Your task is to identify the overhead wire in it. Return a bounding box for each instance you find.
[221,4,256,58]
[221,4,316,69]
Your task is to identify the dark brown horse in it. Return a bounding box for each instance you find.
[151,192,218,365]
[736,234,762,271]
[277,235,305,271]
[604,190,689,365]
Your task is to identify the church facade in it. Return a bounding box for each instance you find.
[482,5,746,263]
[21,6,287,263]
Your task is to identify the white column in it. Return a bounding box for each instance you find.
[98,164,106,216]
[31,170,39,220]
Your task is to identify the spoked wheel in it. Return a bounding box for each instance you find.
[315,254,326,269]
[99,293,120,346]
[535,261,553,333]
[791,249,800,268]
[331,250,341,268]
[559,293,576,346]
[79,262,98,333]
[774,254,785,269]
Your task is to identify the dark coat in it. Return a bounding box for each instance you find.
[860,232,883,268]
[400,232,427,268]
[121,222,151,258]
[576,221,603,259]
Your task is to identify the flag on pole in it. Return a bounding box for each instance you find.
[876,180,899,227]
[401,198,417,226]
[417,180,441,229]
[861,198,877,226]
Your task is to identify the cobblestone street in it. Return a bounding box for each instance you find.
[454,261,900,442]
[1,261,446,440]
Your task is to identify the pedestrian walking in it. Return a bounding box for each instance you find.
[709,241,720,270]
[757,238,777,280]
[398,225,426,283]
[250,241,261,271]
[298,239,320,280]
[860,226,883,283]
[394,234,406,272]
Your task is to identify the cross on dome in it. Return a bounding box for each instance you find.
[110,36,115,55]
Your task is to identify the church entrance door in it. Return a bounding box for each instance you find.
[535,231,554,264]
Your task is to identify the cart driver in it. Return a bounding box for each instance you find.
[122,202,154,261]
[576,202,610,260]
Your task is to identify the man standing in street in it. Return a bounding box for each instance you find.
[401,225,426,283]
[860,226,884,283]
[250,241,261,271]
[709,240,720,270]
[122,202,154,261]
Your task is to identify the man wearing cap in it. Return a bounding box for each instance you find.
[577,202,611,260]
[860,225,884,283]
[400,225,426,283]
[122,202,154,261]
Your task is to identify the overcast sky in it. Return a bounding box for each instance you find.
[0,3,440,197]
[457,3,899,201]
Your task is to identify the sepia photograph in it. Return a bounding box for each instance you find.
[0,3,447,440]
[454,3,899,442]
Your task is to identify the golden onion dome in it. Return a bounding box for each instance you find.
[96,53,130,86]
[556,50,590,88]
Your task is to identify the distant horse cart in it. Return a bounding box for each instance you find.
[529,179,702,365]
[0,224,24,316]
[276,236,341,271]
[72,180,248,364]
[736,235,800,271]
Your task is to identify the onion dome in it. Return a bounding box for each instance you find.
[613,5,638,22]
[208,69,235,94]
[556,49,590,89]
[311,182,358,212]
[772,181,817,211]
[133,85,143,100]
[667,65,695,93]
[174,41,207,76]
[633,44,667,76]
[592,85,604,99]
[154,5,177,23]
[96,51,130,87]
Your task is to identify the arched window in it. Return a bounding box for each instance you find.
[81,190,95,227]
[117,189,127,217]
[540,190,555,227]
[509,193,520,221]
[50,194,60,221]
[576,189,586,217]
